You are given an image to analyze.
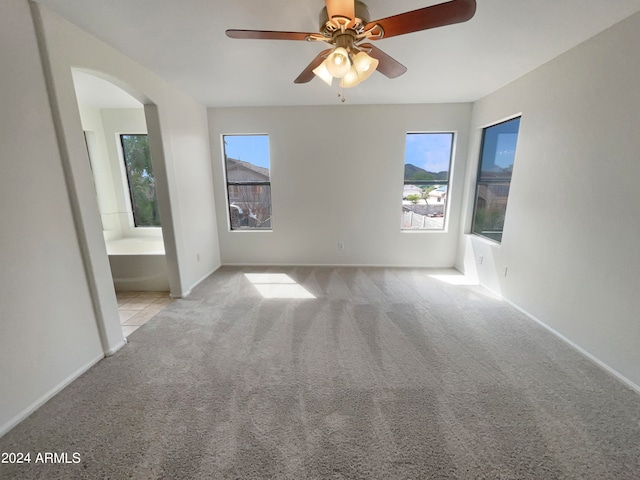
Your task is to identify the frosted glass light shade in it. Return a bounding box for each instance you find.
[340,66,361,88]
[353,51,379,82]
[326,47,351,78]
[313,60,333,86]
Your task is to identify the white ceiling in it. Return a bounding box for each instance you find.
[39,0,640,107]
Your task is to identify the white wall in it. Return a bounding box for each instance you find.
[100,108,147,229]
[82,107,165,241]
[37,4,221,298]
[79,105,119,235]
[1,0,222,436]
[209,104,471,266]
[78,105,155,240]
[0,0,104,436]
[457,11,640,388]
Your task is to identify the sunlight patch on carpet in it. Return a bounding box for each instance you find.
[244,273,316,299]
[429,273,478,286]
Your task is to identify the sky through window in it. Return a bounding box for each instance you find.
[224,135,270,169]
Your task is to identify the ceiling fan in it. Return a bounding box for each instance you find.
[226,0,476,89]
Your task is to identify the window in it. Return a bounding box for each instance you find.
[472,117,521,242]
[120,134,160,227]
[402,132,454,230]
[222,134,272,230]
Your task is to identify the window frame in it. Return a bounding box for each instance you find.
[401,131,455,232]
[222,134,273,232]
[471,116,521,243]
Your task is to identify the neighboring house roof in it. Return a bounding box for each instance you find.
[428,186,448,196]
[226,157,269,180]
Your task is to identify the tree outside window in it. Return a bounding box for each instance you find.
[120,134,160,227]
[402,132,454,230]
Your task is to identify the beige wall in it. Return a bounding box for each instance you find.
[38,4,221,298]
[0,0,104,436]
[1,0,222,435]
[209,104,472,266]
[457,11,640,389]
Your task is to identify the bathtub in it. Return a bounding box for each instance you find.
[105,237,169,292]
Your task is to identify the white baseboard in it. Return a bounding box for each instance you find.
[105,337,127,357]
[221,263,456,269]
[0,352,104,438]
[170,263,222,299]
[504,298,640,396]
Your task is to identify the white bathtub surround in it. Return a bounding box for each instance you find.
[106,237,168,291]
[106,237,165,255]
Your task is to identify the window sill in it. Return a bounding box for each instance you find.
[468,232,502,246]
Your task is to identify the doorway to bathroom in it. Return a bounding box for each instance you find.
[72,70,172,335]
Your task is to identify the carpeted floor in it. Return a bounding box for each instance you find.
[1,267,639,479]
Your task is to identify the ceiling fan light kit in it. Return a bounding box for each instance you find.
[312,61,334,86]
[226,0,476,96]
[353,52,378,78]
[340,66,360,88]
[325,47,351,78]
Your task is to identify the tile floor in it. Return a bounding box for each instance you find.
[116,291,174,337]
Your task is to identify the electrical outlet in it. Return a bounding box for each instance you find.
[337,242,345,251]
[478,255,484,265]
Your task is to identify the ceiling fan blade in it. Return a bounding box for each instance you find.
[365,0,476,39]
[325,0,355,20]
[294,49,332,84]
[359,44,407,78]
[226,30,317,41]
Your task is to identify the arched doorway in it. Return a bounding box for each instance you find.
[71,69,174,339]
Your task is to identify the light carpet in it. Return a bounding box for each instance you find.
[1,267,639,479]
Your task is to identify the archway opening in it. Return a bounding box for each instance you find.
[72,69,173,337]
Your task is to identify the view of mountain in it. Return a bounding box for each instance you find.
[404,163,448,182]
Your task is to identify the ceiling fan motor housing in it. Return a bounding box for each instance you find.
[319,1,371,37]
